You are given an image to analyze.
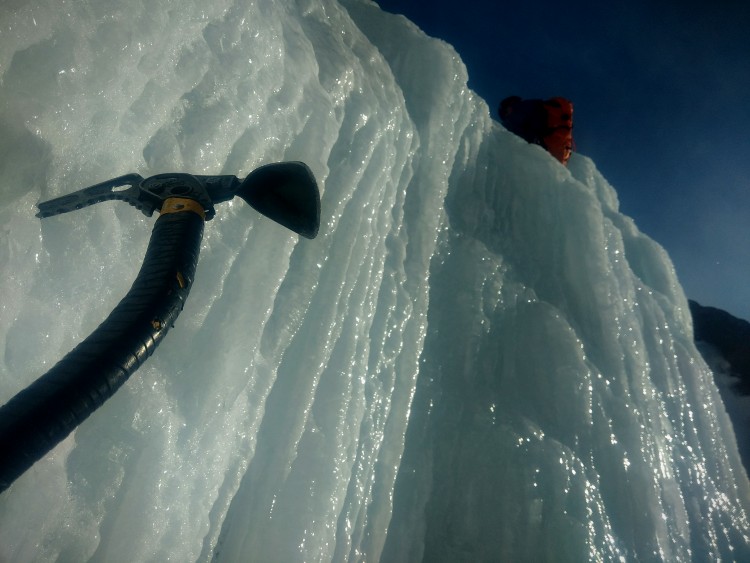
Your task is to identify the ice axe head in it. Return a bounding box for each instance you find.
[35,161,322,240]
[238,162,321,239]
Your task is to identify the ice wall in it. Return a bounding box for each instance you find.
[1,0,749,561]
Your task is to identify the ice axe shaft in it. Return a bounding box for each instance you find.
[0,162,320,493]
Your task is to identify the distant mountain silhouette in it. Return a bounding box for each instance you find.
[690,299,750,479]
[690,300,750,394]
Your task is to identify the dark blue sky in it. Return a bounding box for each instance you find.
[375,0,750,320]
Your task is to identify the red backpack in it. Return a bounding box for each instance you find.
[541,97,574,165]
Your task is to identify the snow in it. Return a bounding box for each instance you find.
[1,0,749,561]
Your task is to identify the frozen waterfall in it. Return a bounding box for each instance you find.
[1,0,749,561]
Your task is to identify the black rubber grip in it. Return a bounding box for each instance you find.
[0,210,204,493]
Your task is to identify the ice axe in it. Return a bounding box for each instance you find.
[0,162,320,493]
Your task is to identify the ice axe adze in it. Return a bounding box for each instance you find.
[0,161,320,493]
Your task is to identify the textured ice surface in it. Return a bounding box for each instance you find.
[1,0,749,561]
